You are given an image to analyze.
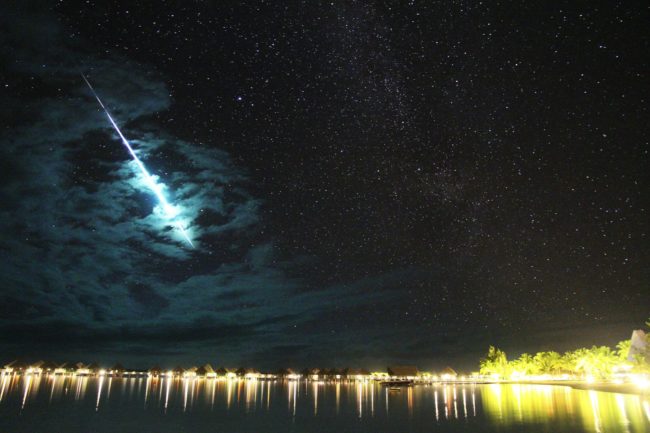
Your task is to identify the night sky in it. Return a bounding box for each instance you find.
[0,1,648,371]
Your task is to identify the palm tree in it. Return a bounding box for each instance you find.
[615,339,631,362]
[479,346,509,377]
[574,346,618,379]
[510,353,539,376]
[533,351,563,375]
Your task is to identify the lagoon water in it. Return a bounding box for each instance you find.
[0,375,649,433]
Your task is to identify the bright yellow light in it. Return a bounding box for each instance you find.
[632,374,649,389]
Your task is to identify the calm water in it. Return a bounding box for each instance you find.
[0,375,649,433]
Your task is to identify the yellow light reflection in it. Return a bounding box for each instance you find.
[615,393,631,433]
[226,379,233,409]
[481,384,650,432]
[336,382,340,414]
[163,377,171,411]
[21,375,33,409]
[182,378,189,412]
[96,376,104,410]
[266,380,271,410]
[357,382,363,418]
[292,380,297,416]
[589,390,602,433]
[0,375,10,402]
[434,389,439,420]
[462,387,467,419]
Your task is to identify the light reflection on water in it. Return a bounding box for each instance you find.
[0,375,648,433]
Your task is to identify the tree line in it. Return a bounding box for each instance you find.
[479,320,649,379]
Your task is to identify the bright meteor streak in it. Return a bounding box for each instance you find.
[81,74,194,247]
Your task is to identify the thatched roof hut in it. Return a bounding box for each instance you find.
[387,366,419,378]
[440,366,457,377]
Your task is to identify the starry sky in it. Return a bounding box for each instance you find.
[0,1,648,371]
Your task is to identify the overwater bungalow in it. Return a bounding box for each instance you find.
[75,362,93,376]
[25,360,45,375]
[440,366,457,381]
[172,366,185,377]
[123,369,146,377]
[214,367,237,379]
[346,368,370,381]
[197,363,216,378]
[223,368,238,379]
[109,363,125,376]
[318,368,334,380]
[336,368,349,380]
[1,360,24,375]
[183,366,198,378]
[277,368,301,380]
[40,361,58,374]
[302,368,321,381]
[387,365,419,380]
[237,368,261,380]
[148,366,163,377]
[54,362,75,375]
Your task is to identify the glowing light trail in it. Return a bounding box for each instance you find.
[81,74,194,247]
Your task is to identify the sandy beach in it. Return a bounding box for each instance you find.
[500,380,650,396]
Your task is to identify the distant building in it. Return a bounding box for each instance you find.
[197,364,216,378]
[216,367,238,379]
[109,363,125,376]
[346,368,370,381]
[39,361,58,374]
[387,366,419,379]
[75,362,93,376]
[54,362,75,375]
[237,368,261,379]
[301,368,321,380]
[277,368,301,380]
[183,367,198,378]
[440,367,458,380]
[629,329,648,361]
[26,360,46,375]
[1,360,25,375]
[321,368,338,379]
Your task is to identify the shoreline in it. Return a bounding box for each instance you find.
[472,380,650,397]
